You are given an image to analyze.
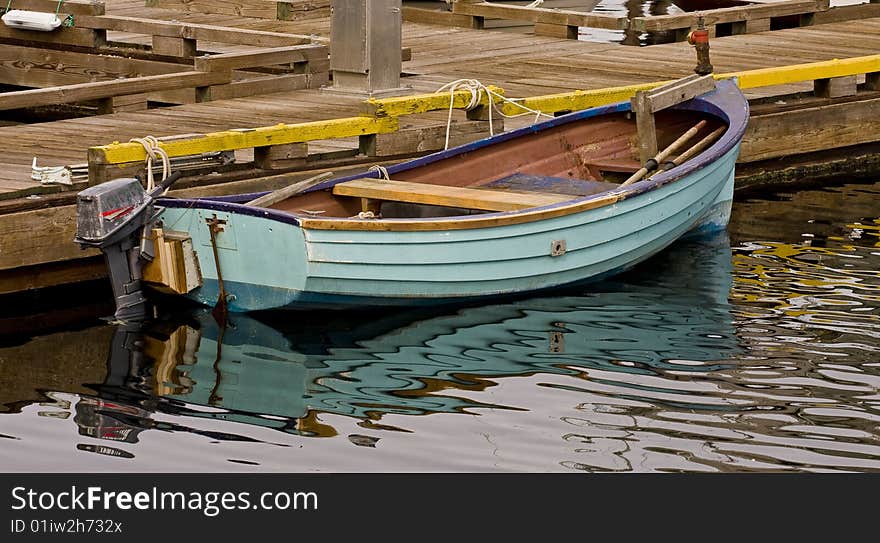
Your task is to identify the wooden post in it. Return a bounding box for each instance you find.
[732,18,771,34]
[97,94,148,114]
[451,0,485,29]
[152,35,197,57]
[328,0,407,96]
[254,143,308,169]
[87,160,144,186]
[534,22,578,39]
[815,76,858,98]
[630,75,716,164]
[195,86,212,103]
[631,92,658,164]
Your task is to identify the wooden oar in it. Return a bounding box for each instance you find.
[620,120,708,188]
[649,125,727,178]
[246,171,334,208]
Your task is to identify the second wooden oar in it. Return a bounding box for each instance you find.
[620,120,708,188]
[649,125,727,178]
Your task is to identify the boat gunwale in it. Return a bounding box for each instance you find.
[158,80,748,233]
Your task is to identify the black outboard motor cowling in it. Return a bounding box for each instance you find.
[74,173,183,322]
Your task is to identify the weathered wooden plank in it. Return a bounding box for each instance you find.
[631,0,830,31]
[276,0,330,21]
[332,178,573,212]
[811,3,880,24]
[203,73,312,100]
[145,0,330,21]
[75,14,316,47]
[645,75,716,112]
[145,0,278,19]
[0,23,106,48]
[0,256,106,295]
[193,44,327,72]
[402,6,480,28]
[0,0,104,16]
[0,71,232,111]
[0,44,191,89]
[740,96,880,162]
[0,204,97,270]
[452,2,629,31]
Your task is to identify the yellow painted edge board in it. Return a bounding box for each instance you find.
[725,55,880,89]
[92,116,399,165]
[512,55,880,114]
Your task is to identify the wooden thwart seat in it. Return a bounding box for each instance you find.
[583,158,642,173]
[332,178,575,212]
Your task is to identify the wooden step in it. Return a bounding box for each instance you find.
[332,178,575,212]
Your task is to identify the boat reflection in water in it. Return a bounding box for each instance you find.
[86,232,740,440]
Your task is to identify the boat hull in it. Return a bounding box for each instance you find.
[159,145,737,312]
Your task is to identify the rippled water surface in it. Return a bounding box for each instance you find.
[0,179,878,472]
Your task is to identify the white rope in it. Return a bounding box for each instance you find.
[434,78,553,150]
[368,164,390,180]
[129,136,170,193]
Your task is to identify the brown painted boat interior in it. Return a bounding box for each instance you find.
[270,109,723,219]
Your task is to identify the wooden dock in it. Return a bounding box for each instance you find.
[1,0,879,294]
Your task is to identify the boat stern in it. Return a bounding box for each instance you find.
[156,204,312,312]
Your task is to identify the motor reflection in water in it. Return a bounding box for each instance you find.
[84,232,740,442]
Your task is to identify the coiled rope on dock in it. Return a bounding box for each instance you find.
[435,79,553,150]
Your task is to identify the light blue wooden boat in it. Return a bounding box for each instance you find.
[156,79,748,312]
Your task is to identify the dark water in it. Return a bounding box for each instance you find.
[0,179,878,472]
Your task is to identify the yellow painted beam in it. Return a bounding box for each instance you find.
[507,54,880,115]
[90,116,399,165]
[721,55,880,89]
[502,81,672,117]
[362,85,504,117]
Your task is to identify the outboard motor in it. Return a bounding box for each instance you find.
[74,172,183,322]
